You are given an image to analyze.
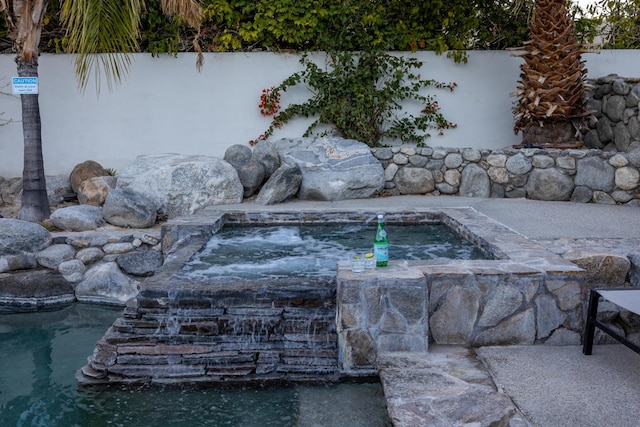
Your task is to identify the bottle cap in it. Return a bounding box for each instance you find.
[378,214,383,219]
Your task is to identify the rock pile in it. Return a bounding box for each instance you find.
[0,218,162,310]
[225,137,384,204]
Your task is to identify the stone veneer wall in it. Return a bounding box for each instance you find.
[583,75,640,153]
[336,208,586,376]
[371,75,640,205]
[373,147,640,205]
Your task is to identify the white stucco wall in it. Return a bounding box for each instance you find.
[0,50,638,177]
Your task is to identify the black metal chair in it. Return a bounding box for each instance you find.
[583,288,640,355]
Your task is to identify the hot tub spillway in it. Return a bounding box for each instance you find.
[77,277,339,385]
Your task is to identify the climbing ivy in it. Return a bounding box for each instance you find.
[252,50,457,147]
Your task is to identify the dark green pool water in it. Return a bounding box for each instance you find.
[0,304,390,427]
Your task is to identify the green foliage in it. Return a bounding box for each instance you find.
[0,0,612,55]
[253,50,457,147]
[139,1,183,56]
[587,0,640,48]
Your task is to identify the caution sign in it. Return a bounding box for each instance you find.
[12,77,39,95]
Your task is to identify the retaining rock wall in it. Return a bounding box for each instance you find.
[583,75,640,153]
[0,227,163,310]
[370,75,640,205]
[373,147,640,205]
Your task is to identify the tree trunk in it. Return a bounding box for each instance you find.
[2,0,51,221]
[17,57,50,222]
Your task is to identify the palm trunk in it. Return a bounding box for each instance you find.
[17,57,50,222]
[2,0,51,221]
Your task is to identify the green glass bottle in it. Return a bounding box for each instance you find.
[374,214,388,267]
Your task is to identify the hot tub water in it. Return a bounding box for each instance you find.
[183,223,486,280]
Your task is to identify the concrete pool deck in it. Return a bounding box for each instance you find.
[205,195,640,426]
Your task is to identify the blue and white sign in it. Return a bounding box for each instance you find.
[12,77,39,95]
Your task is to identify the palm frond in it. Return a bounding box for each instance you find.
[61,0,142,93]
[160,0,202,29]
[160,0,204,70]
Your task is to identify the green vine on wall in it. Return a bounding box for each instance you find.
[251,50,457,147]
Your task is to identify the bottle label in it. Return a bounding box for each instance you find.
[374,243,388,262]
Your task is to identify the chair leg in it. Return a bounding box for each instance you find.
[582,289,600,355]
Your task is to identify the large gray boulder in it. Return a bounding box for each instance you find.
[275,137,384,201]
[252,140,281,178]
[50,205,105,231]
[224,144,265,197]
[75,262,139,305]
[575,157,615,192]
[46,175,73,204]
[255,162,302,205]
[116,154,243,217]
[0,219,52,255]
[395,167,435,195]
[35,244,76,269]
[116,249,163,277]
[459,164,491,197]
[526,168,574,201]
[102,189,157,228]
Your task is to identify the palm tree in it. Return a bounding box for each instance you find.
[513,0,588,148]
[1,0,50,221]
[0,0,202,222]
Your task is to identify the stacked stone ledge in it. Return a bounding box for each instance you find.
[372,146,640,205]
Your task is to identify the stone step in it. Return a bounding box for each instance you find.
[377,347,529,427]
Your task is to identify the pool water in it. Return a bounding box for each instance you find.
[184,223,486,280]
[0,304,391,427]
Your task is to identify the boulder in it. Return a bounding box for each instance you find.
[76,247,105,264]
[75,262,139,305]
[252,140,281,178]
[505,153,533,175]
[615,166,640,191]
[575,157,615,192]
[526,168,574,201]
[0,254,38,272]
[566,251,630,288]
[275,137,384,201]
[77,176,117,206]
[46,175,73,204]
[255,162,302,205]
[395,168,435,194]
[35,244,76,269]
[50,205,106,231]
[0,270,75,312]
[224,144,266,197]
[102,189,157,228]
[116,249,163,277]
[223,144,252,167]
[0,219,52,255]
[58,259,86,283]
[116,154,243,217]
[70,160,109,192]
[459,164,491,197]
